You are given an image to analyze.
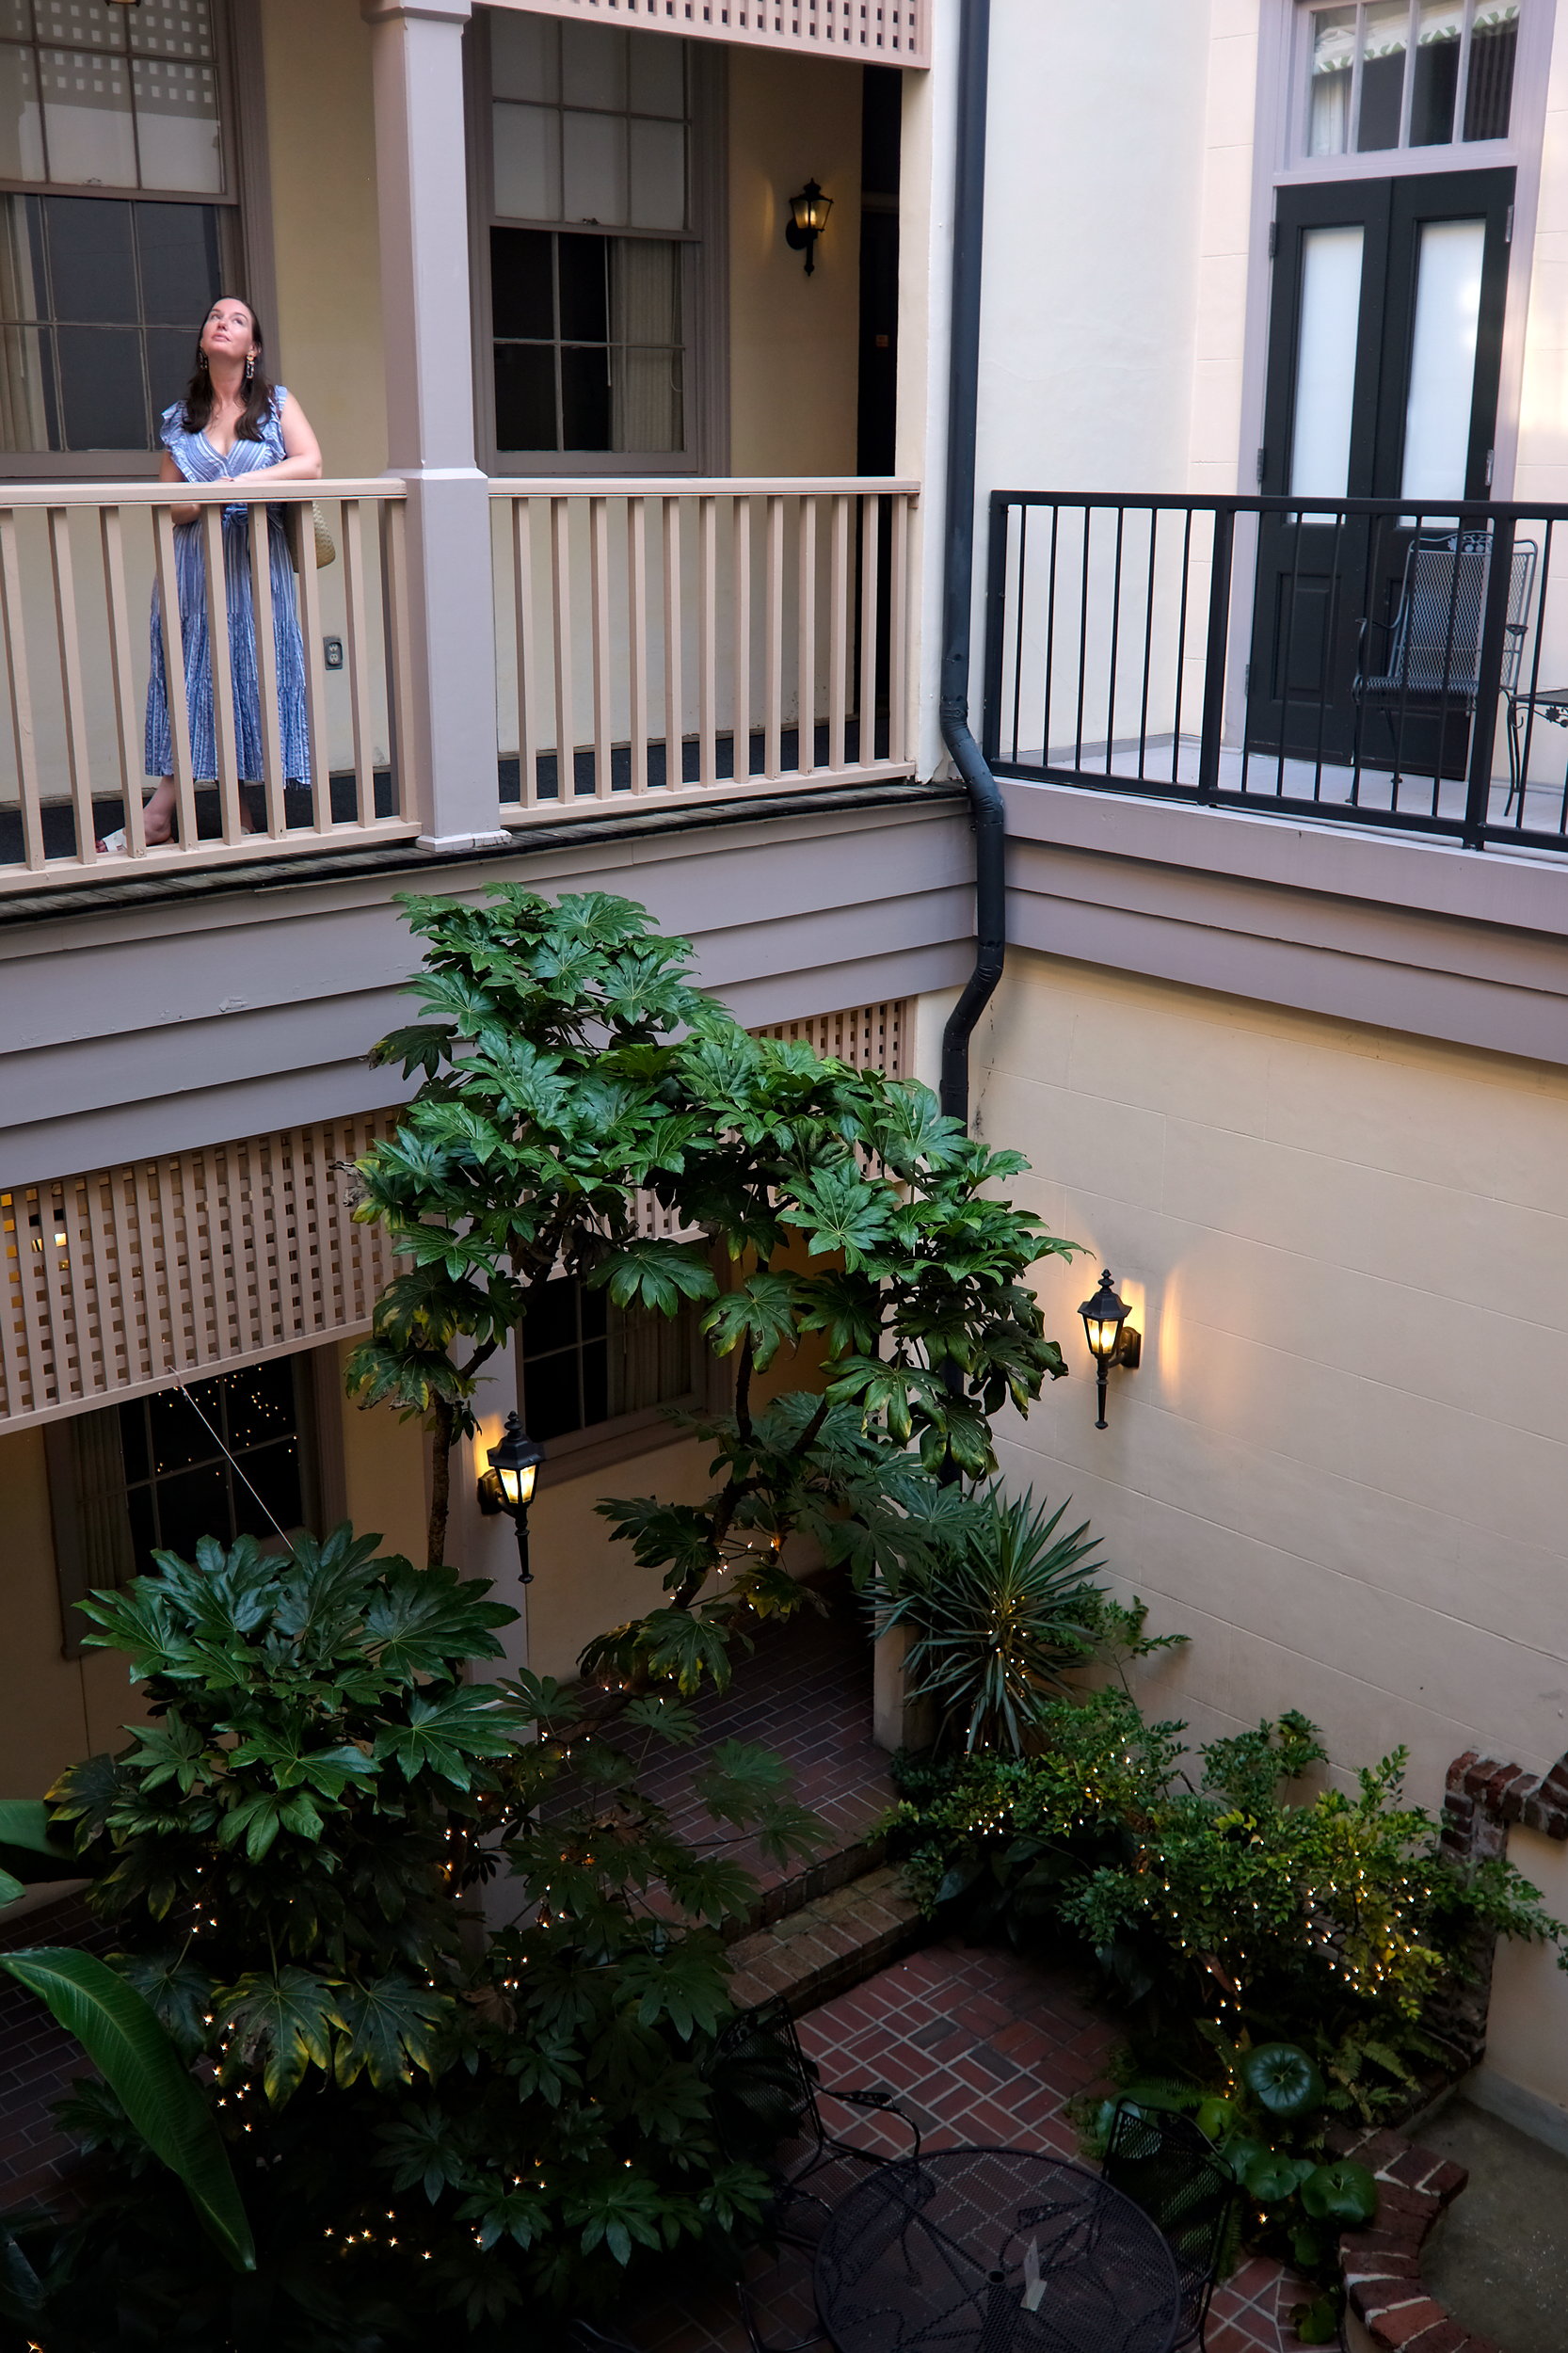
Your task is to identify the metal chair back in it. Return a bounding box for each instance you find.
[1376,530,1536,701]
[1101,2102,1237,2351]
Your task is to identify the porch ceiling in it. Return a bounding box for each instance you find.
[481,0,928,68]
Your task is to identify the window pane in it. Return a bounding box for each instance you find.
[232,1439,303,1542]
[0,192,42,317]
[224,1357,298,1454]
[146,1374,217,1473]
[1307,7,1355,155]
[561,344,611,449]
[524,1349,583,1438]
[152,1460,232,1561]
[611,236,679,344]
[144,318,188,412]
[614,344,681,453]
[490,224,553,338]
[128,0,215,60]
[491,11,555,103]
[45,192,136,319]
[0,321,47,442]
[126,1482,156,1569]
[561,22,626,111]
[1400,216,1484,502]
[135,195,218,321]
[1464,4,1517,140]
[34,0,124,52]
[1289,222,1364,499]
[628,30,684,119]
[1356,0,1409,151]
[494,340,560,451]
[521,1272,582,1356]
[558,231,607,340]
[563,108,626,226]
[493,100,560,223]
[628,117,684,232]
[580,1333,609,1427]
[132,55,221,193]
[0,42,44,179]
[118,1396,150,1483]
[1410,0,1462,144]
[40,43,136,185]
[0,7,35,40]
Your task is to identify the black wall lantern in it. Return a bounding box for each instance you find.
[1078,1270,1141,1431]
[476,1411,546,1583]
[785,180,832,276]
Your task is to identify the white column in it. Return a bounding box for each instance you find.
[363,0,509,852]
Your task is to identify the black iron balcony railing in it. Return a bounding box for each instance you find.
[983,491,1568,855]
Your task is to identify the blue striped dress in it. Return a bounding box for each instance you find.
[144,390,312,786]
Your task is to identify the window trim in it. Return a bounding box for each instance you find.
[468,12,728,478]
[0,0,271,481]
[1281,0,1544,183]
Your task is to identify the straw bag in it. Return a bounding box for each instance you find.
[290,502,336,569]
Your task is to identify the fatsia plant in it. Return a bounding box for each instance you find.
[2,1527,826,2348]
[347,886,1078,1696]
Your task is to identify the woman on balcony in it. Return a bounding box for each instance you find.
[132,298,322,847]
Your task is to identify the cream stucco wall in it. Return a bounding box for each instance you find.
[258,0,388,478]
[1480,1825,1568,2140]
[948,950,1568,1805]
[727,49,863,477]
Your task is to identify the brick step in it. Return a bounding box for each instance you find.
[726,1863,925,2015]
[727,1828,889,1943]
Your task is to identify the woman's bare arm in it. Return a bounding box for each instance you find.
[222,392,324,490]
[160,447,198,527]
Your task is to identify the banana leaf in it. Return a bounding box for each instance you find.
[0,1947,254,2273]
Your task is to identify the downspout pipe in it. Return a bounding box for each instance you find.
[937,0,1002,1130]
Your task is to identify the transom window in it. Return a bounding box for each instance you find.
[1301,1,1519,158]
[0,0,236,456]
[483,14,693,460]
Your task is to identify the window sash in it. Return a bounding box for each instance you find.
[1298,0,1519,160]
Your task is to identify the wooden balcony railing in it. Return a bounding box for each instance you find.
[0,472,920,894]
[490,477,917,822]
[0,477,416,893]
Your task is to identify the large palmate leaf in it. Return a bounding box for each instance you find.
[0,1948,253,2272]
[214,1965,342,2105]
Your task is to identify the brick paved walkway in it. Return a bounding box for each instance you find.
[630,1940,1311,2353]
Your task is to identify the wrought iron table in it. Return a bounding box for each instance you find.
[814,2146,1179,2353]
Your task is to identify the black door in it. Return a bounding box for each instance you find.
[1248,168,1513,769]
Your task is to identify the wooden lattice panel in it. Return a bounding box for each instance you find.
[754,999,904,1077]
[483,0,929,64]
[2,1004,909,1428]
[1,1113,405,1431]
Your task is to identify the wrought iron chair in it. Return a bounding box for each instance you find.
[1100,2102,1239,2351]
[706,1997,922,2353]
[1352,529,1538,808]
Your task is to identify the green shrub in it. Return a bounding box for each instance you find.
[888,1693,1566,2120]
[2,1529,822,2350]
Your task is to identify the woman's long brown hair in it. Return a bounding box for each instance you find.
[178,300,277,440]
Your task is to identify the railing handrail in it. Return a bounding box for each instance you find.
[489,475,921,500]
[993,488,1568,524]
[0,476,404,509]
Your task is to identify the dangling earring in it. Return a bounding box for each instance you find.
[245,353,255,382]
[199,350,209,371]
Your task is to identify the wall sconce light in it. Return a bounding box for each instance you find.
[476,1411,546,1584]
[785,180,832,276]
[1079,1269,1141,1431]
